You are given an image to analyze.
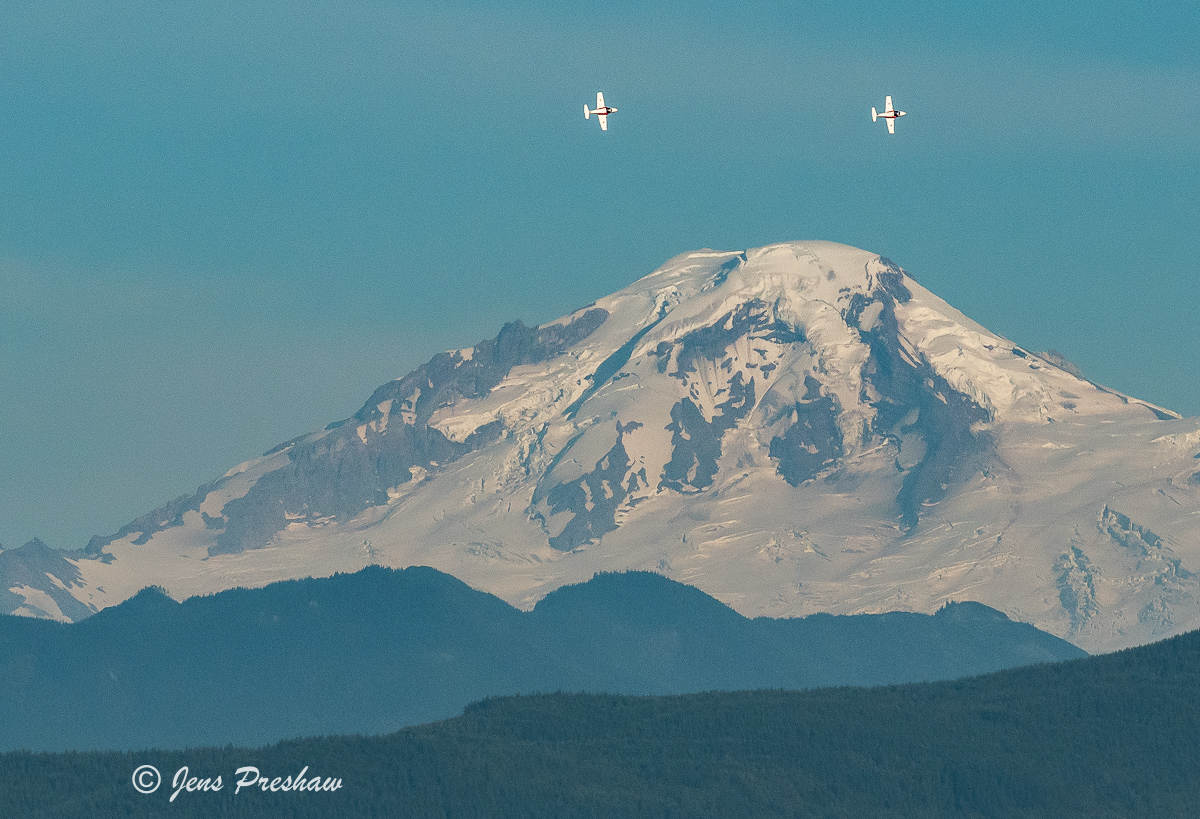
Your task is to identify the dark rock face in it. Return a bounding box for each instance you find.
[545,421,646,551]
[769,375,845,486]
[875,256,912,303]
[86,478,227,555]
[670,300,805,375]
[671,301,766,371]
[1038,349,1087,380]
[850,289,992,531]
[565,306,666,419]
[661,375,755,493]
[657,303,777,493]
[0,539,94,621]
[212,420,502,555]
[86,309,608,558]
[358,309,608,429]
[709,252,747,289]
[209,309,607,554]
[622,263,989,527]
[891,381,991,531]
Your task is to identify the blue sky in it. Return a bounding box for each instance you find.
[2,0,1199,551]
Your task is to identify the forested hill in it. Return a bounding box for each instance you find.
[0,565,1081,751]
[6,624,1200,818]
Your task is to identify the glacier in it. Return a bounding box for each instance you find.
[4,240,1198,654]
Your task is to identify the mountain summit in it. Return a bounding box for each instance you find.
[6,242,1198,652]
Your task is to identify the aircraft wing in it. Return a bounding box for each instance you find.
[886,117,895,135]
[597,92,605,109]
[884,95,894,114]
[598,114,608,131]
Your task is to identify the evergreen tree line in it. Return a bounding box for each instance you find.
[3,626,1199,818]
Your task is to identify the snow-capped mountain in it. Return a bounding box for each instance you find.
[5,241,1199,652]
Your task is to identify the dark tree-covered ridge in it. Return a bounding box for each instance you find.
[0,566,1081,752]
[3,624,1199,818]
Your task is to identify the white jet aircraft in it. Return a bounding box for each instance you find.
[584,92,617,131]
[871,96,906,134]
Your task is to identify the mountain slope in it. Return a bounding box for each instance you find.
[6,241,1199,652]
[8,625,1200,817]
[0,565,1082,752]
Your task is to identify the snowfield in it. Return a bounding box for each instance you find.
[4,241,1198,653]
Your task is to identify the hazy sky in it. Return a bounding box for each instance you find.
[3,0,1199,551]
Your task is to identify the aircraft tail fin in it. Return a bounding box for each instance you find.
[871,107,878,122]
[584,105,591,119]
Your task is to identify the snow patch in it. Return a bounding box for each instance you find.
[7,586,70,621]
